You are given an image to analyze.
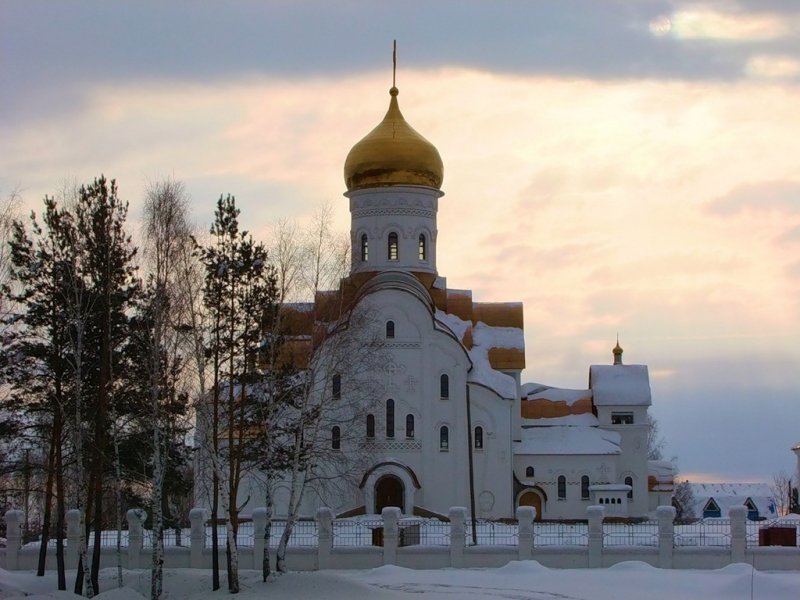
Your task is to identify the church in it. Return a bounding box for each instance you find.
[202,78,672,522]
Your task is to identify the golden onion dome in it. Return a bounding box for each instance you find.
[344,86,443,191]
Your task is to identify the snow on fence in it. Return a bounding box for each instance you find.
[3,505,799,572]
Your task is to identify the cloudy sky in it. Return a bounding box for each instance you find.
[2,0,799,484]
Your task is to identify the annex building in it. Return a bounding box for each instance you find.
[201,81,673,522]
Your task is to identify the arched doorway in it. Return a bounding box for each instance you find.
[519,491,543,522]
[375,475,404,513]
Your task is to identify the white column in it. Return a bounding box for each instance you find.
[587,505,604,568]
[126,509,146,569]
[3,509,23,570]
[657,505,675,569]
[316,507,334,570]
[65,509,82,569]
[381,507,400,565]
[729,505,747,563]
[516,506,535,560]
[252,507,267,571]
[189,507,208,568]
[449,506,466,568]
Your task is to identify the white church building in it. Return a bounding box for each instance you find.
[201,81,672,522]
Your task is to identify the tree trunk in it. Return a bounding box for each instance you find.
[37,431,56,576]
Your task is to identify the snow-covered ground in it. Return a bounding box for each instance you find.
[2,563,799,600]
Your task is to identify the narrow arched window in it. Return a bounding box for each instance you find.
[581,475,590,499]
[440,374,449,399]
[625,476,633,500]
[474,426,483,449]
[557,475,566,499]
[439,425,449,450]
[526,466,534,478]
[418,234,427,260]
[386,399,395,438]
[386,320,395,339]
[360,234,368,262]
[406,414,414,438]
[332,374,341,401]
[388,232,398,260]
[331,426,341,450]
[366,414,375,438]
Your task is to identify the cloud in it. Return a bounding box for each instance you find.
[707,181,800,214]
[745,54,800,79]
[664,7,789,42]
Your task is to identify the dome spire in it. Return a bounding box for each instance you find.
[613,334,624,365]
[343,42,444,191]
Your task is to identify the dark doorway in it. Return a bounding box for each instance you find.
[375,475,404,514]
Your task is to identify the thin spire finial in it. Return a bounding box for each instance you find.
[392,40,397,88]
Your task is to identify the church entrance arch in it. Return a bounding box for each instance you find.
[518,490,544,522]
[360,460,420,515]
[375,475,404,513]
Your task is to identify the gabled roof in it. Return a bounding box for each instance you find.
[589,364,651,406]
[689,483,777,518]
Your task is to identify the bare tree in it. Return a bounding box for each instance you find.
[140,179,193,600]
[771,470,793,517]
[646,413,666,461]
[673,480,696,520]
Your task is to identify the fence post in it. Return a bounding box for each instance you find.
[656,505,675,569]
[381,507,400,566]
[729,505,747,563]
[316,507,334,570]
[587,505,604,568]
[516,506,535,561]
[252,507,267,571]
[127,509,146,569]
[449,507,466,567]
[3,509,23,570]
[189,507,208,569]
[66,509,82,570]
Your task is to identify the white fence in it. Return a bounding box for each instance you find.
[2,505,799,572]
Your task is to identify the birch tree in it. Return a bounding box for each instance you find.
[140,179,193,600]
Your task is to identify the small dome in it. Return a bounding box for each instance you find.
[344,87,443,191]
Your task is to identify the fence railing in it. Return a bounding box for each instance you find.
[5,506,800,574]
[603,520,659,547]
[535,522,589,547]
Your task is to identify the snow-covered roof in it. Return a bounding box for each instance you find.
[589,364,651,406]
[434,310,519,400]
[648,460,675,483]
[514,426,621,456]
[522,384,591,406]
[689,483,777,519]
[523,413,599,427]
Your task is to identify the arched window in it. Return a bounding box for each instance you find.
[406,414,415,438]
[360,234,368,262]
[581,475,590,499]
[331,426,341,450]
[386,399,395,438]
[366,414,375,438]
[439,425,449,450]
[474,426,483,449]
[418,234,427,260]
[625,476,633,500]
[557,475,566,499]
[386,320,395,339]
[332,374,341,401]
[525,466,534,478]
[388,232,398,260]
[440,374,449,399]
